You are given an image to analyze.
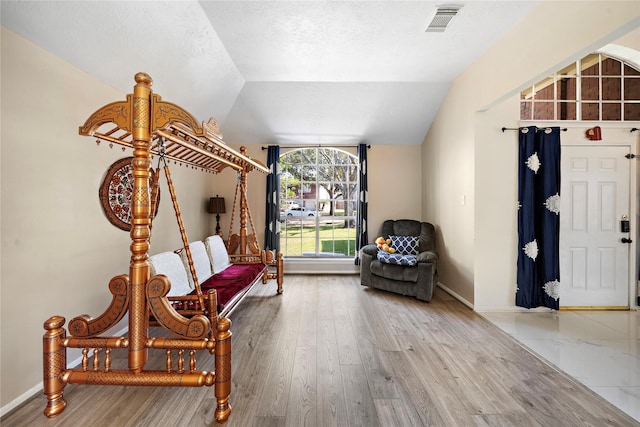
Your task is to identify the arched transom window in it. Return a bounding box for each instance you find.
[520,53,640,121]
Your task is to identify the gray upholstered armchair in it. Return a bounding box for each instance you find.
[360,219,438,302]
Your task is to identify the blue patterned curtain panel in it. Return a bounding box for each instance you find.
[516,127,561,310]
[264,145,281,253]
[355,143,369,265]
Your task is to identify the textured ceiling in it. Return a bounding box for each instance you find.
[1,1,539,145]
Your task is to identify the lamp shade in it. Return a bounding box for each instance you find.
[208,196,226,214]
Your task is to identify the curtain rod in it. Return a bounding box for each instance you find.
[261,144,371,150]
[502,126,567,132]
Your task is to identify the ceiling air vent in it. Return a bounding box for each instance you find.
[425,5,461,32]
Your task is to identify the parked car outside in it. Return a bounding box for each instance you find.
[284,207,318,217]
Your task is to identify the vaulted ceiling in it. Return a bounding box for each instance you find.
[1,1,538,146]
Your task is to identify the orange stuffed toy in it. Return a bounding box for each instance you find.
[375,236,396,254]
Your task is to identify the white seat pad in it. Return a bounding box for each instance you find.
[148,251,192,296]
[205,235,231,274]
[180,241,213,288]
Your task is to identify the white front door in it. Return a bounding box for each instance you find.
[560,145,631,308]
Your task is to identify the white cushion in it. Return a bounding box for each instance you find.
[180,241,213,288]
[205,235,231,274]
[148,251,192,296]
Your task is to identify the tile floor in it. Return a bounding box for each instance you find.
[480,309,640,423]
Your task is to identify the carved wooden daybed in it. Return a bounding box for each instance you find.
[42,72,282,423]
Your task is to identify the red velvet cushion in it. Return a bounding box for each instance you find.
[191,263,266,309]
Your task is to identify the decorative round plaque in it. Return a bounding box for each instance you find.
[99,157,159,231]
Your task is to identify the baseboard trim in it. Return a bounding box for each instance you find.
[0,325,129,418]
[474,305,555,313]
[0,383,43,419]
[284,257,360,275]
[436,282,474,310]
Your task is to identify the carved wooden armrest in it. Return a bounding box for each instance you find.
[229,253,264,264]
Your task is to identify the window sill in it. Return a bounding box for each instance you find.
[283,257,360,274]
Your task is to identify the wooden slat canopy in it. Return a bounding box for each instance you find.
[79,95,269,175]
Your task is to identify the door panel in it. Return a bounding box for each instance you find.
[560,146,630,307]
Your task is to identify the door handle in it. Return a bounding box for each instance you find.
[621,238,633,244]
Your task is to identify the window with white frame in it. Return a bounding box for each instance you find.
[520,53,640,121]
[279,147,358,258]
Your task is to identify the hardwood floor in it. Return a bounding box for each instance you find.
[4,275,639,426]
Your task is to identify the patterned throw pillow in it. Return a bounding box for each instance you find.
[389,235,419,255]
[377,250,418,266]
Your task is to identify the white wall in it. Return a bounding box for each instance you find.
[473,95,520,309]
[0,27,218,410]
[422,1,640,306]
[362,144,423,237]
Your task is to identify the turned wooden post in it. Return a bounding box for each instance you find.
[214,317,232,423]
[276,252,284,294]
[43,316,67,418]
[129,72,153,372]
[239,147,249,256]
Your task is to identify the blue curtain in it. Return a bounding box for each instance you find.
[516,127,561,310]
[355,143,368,265]
[264,145,280,253]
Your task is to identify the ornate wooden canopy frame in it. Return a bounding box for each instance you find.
[42,73,275,423]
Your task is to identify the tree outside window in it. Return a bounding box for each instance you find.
[279,148,358,257]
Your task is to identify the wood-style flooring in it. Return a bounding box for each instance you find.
[3,275,638,426]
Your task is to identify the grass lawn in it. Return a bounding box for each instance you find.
[281,219,356,256]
